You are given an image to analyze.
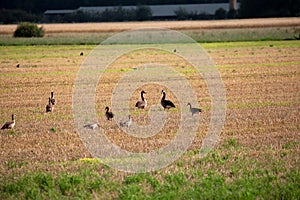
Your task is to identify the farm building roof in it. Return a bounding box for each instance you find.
[44,9,77,15]
[78,3,232,16]
[45,3,240,17]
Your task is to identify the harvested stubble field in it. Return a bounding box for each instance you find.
[1,17,300,34]
[0,19,300,199]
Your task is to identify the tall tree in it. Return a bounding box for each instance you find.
[239,0,300,18]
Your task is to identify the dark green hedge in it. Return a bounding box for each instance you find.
[13,22,44,38]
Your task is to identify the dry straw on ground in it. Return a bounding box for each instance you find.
[0,40,299,172]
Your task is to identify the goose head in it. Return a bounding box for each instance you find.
[161,90,166,100]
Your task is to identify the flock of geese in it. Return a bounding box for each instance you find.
[96,90,200,129]
[1,92,56,130]
[1,90,201,130]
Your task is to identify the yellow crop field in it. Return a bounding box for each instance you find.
[1,17,300,34]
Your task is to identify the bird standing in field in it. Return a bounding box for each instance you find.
[105,107,114,120]
[135,90,147,109]
[46,98,53,112]
[161,90,175,110]
[84,123,100,130]
[1,114,15,129]
[50,92,56,105]
[187,102,202,116]
[119,115,132,128]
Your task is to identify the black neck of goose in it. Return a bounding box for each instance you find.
[141,92,145,101]
[12,115,14,120]
[51,92,53,98]
[161,92,166,101]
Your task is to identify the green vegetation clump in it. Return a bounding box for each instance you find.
[13,22,44,38]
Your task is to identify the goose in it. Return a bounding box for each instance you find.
[161,90,175,110]
[187,103,202,116]
[135,90,147,109]
[50,92,56,105]
[1,114,15,129]
[84,123,100,130]
[46,98,53,112]
[119,115,132,128]
[105,106,114,120]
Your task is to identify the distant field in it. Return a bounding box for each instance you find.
[1,18,300,34]
[0,18,299,45]
[0,39,299,199]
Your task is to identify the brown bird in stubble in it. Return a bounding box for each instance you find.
[50,92,56,105]
[135,90,147,109]
[84,123,100,130]
[105,106,114,120]
[1,114,15,129]
[161,90,175,110]
[119,115,132,128]
[46,98,53,112]
[187,102,202,116]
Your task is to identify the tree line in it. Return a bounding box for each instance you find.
[56,6,153,23]
[0,0,230,14]
[0,0,299,24]
[239,0,300,18]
